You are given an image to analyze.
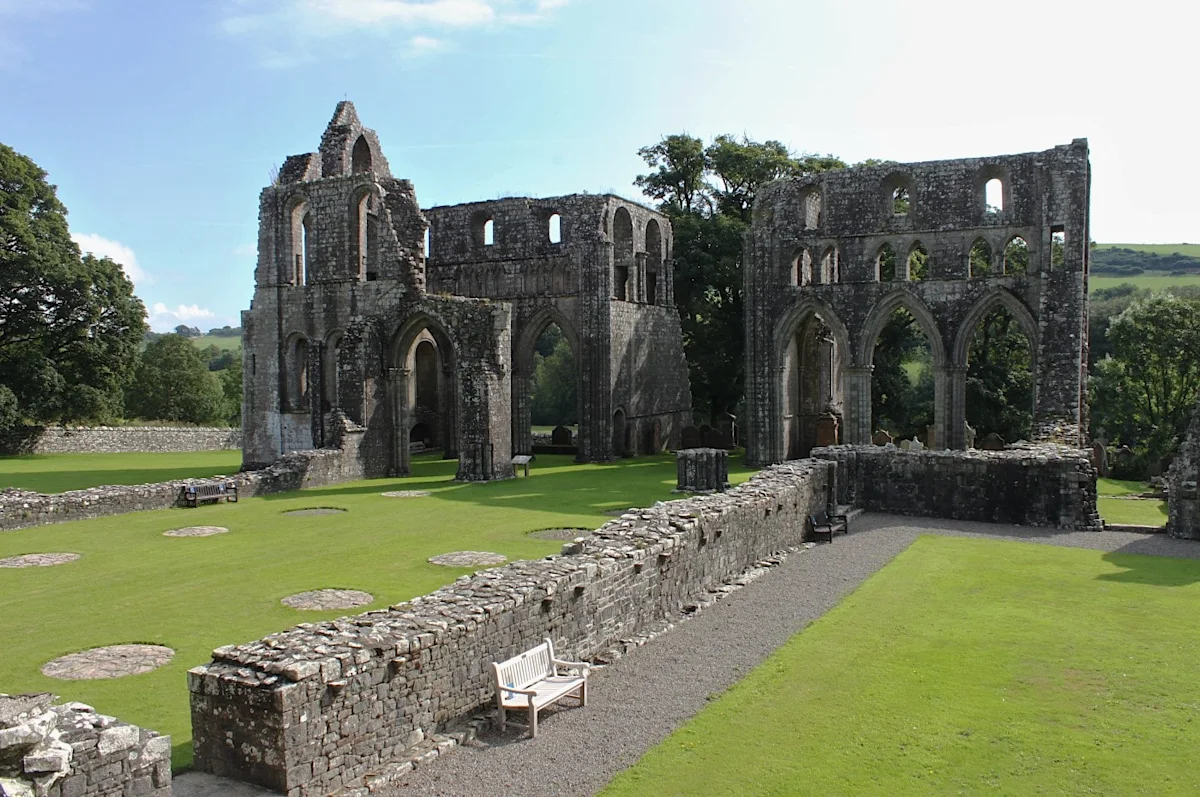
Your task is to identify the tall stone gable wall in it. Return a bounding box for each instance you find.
[745,141,1090,464]
[813,444,1100,529]
[1167,393,1200,539]
[424,195,691,460]
[187,460,832,797]
[12,426,241,455]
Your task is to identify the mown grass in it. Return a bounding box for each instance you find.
[192,334,241,352]
[0,453,757,770]
[1096,477,1168,527]
[603,536,1200,796]
[0,451,243,493]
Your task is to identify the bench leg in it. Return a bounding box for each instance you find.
[579,679,587,707]
[529,703,538,738]
[497,700,506,732]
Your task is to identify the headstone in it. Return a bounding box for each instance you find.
[550,425,573,446]
[815,413,839,447]
[1091,440,1108,477]
[926,425,938,450]
[899,439,912,451]
[680,425,701,449]
[980,432,1006,451]
[699,425,719,448]
[675,448,729,493]
[909,438,924,451]
[872,430,893,446]
[715,412,738,448]
[964,423,977,449]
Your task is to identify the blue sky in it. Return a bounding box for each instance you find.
[1,0,1195,331]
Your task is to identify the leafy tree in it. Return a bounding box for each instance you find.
[966,308,1034,442]
[217,355,243,426]
[0,143,146,429]
[529,331,577,426]
[635,134,845,421]
[871,310,934,439]
[126,334,226,424]
[174,324,202,338]
[1090,294,1200,464]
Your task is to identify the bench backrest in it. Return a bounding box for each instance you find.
[811,511,829,525]
[494,639,555,691]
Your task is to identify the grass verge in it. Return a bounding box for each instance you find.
[603,536,1200,796]
[0,451,243,493]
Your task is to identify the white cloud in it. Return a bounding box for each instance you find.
[232,243,258,257]
[72,233,153,287]
[148,302,217,332]
[222,0,568,63]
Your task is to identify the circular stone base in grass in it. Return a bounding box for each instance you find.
[41,644,174,680]
[281,589,374,611]
[528,528,591,541]
[428,551,507,568]
[163,526,229,538]
[0,552,80,568]
[283,507,348,516]
[381,490,432,498]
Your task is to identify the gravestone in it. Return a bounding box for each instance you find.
[715,412,738,448]
[980,432,1006,451]
[675,448,729,493]
[872,430,893,446]
[1091,439,1109,477]
[551,426,573,446]
[926,425,938,450]
[680,425,702,450]
[909,438,924,451]
[899,439,911,451]
[964,424,977,450]
[815,413,840,447]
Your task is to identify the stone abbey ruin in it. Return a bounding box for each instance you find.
[744,140,1091,462]
[241,102,691,481]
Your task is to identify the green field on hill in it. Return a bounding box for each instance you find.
[192,333,241,352]
[604,536,1200,796]
[1089,274,1200,293]
[1095,243,1200,257]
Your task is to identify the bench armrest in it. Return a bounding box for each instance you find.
[829,514,848,522]
[552,658,590,672]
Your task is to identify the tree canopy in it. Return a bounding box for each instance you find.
[635,133,845,420]
[0,143,146,428]
[125,334,228,424]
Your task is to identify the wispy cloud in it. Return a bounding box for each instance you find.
[72,233,153,287]
[232,243,258,257]
[221,0,568,65]
[148,302,217,332]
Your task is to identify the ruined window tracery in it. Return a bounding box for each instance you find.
[969,238,993,278]
[803,190,822,229]
[877,243,897,282]
[1003,237,1029,275]
[907,242,929,281]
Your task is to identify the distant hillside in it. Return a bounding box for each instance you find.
[1091,244,1200,278]
[193,334,242,353]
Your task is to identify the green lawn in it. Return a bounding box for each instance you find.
[0,451,243,493]
[603,536,1200,796]
[192,333,241,352]
[1096,477,1168,527]
[0,453,757,770]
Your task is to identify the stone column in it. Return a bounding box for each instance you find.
[844,367,873,445]
[675,448,729,493]
[932,363,950,450]
[946,365,968,449]
[389,367,409,475]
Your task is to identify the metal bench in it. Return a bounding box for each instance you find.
[492,638,589,737]
[809,510,848,543]
[182,481,238,508]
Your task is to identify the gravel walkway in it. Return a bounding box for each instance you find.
[387,514,1200,797]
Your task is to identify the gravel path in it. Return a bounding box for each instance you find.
[387,514,1200,797]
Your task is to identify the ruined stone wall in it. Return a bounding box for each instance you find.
[8,427,241,455]
[813,444,1100,529]
[188,459,833,797]
[0,694,169,797]
[424,194,691,460]
[1167,393,1200,539]
[745,141,1091,464]
[0,427,364,532]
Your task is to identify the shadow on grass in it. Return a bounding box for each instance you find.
[1097,548,1200,586]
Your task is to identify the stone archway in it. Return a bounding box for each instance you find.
[511,307,581,456]
[772,301,851,461]
[390,315,458,476]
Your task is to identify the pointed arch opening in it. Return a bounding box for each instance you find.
[289,200,310,285]
[969,237,993,278]
[645,218,662,305]
[392,317,458,471]
[819,246,839,284]
[803,189,822,229]
[286,334,309,410]
[985,178,1004,213]
[778,308,846,459]
[877,243,897,282]
[351,135,372,174]
[322,331,343,412]
[793,248,813,286]
[964,304,1034,445]
[513,311,580,456]
[907,242,929,281]
[870,308,935,444]
[1003,236,1029,275]
[613,207,633,300]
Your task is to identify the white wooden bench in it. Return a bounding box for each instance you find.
[492,638,589,737]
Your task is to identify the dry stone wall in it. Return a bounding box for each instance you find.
[187,459,835,797]
[813,444,1100,529]
[1166,393,1200,539]
[9,427,240,455]
[0,694,169,797]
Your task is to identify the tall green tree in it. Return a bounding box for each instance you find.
[529,332,577,426]
[635,134,845,421]
[0,143,146,428]
[966,308,1034,442]
[126,334,227,424]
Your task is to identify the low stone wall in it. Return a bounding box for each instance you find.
[813,444,1101,529]
[0,694,169,797]
[187,459,835,797]
[17,426,241,455]
[1167,394,1200,539]
[0,447,363,532]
